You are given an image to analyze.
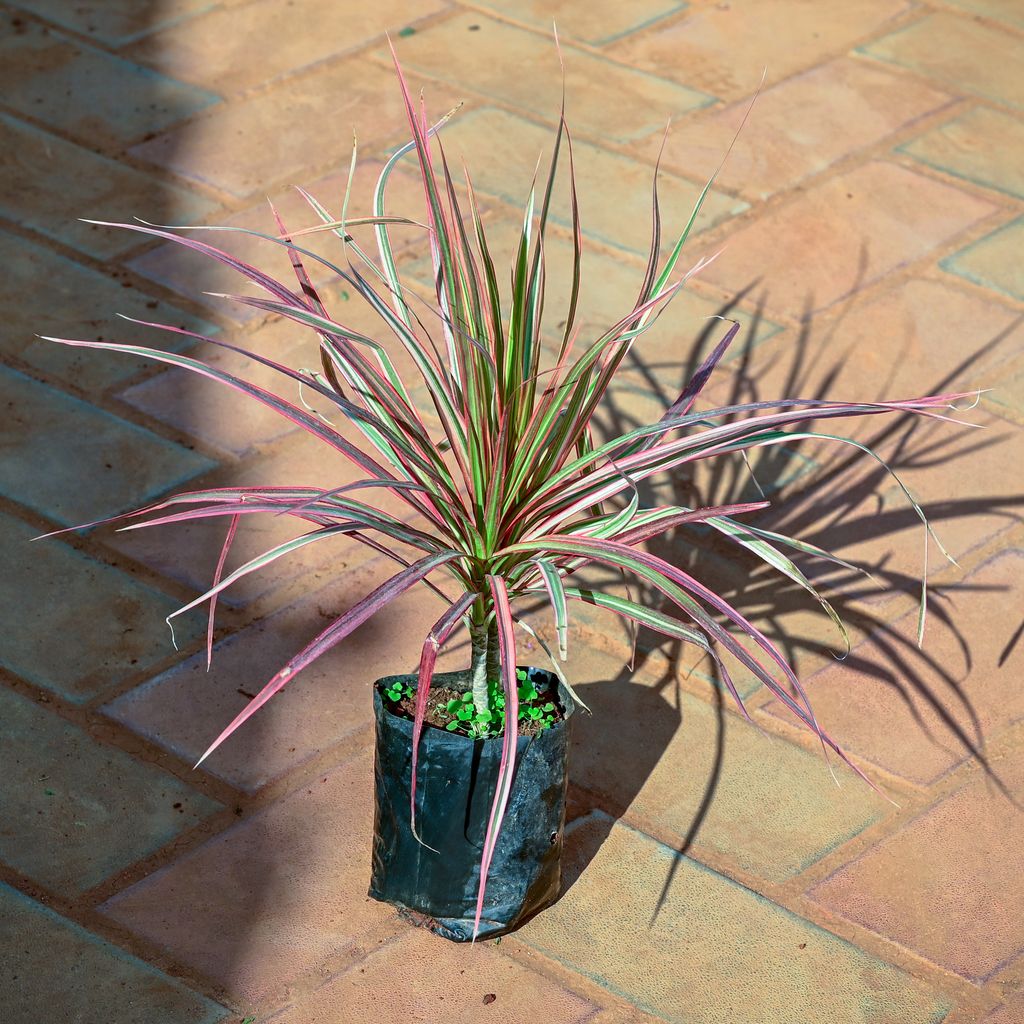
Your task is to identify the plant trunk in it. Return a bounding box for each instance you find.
[469,621,489,717]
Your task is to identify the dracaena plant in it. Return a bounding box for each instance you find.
[41,52,973,938]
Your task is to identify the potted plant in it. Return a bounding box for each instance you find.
[40,52,971,942]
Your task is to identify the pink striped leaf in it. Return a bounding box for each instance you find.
[474,575,520,941]
[206,514,239,669]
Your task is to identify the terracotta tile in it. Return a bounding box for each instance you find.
[127,161,427,323]
[100,753,393,1003]
[728,277,1020,402]
[0,113,214,260]
[700,277,1023,443]
[900,106,1024,200]
[128,0,448,93]
[270,929,598,1023]
[433,107,746,257]
[519,813,949,1023]
[7,0,214,47]
[610,0,912,101]
[0,18,218,149]
[0,687,221,895]
[811,756,1024,980]
[0,229,217,394]
[943,217,1024,302]
[466,0,684,46]
[0,510,203,704]
[985,348,1024,425]
[374,12,711,144]
[650,57,952,201]
[1,884,227,1024]
[103,561,466,792]
[698,161,998,319]
[130,57,445,199]
[861,12,1024,110]
[0,365,215,527]
[982,992,1024,1024]
[566,647,886,883]
[764,549,1024,785]
[945,0,1024,28]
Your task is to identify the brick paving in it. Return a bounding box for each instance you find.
[1,2,1021,1022]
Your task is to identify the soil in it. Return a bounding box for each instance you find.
[387,684,565,738]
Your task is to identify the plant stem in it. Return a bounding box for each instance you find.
[469,620,490,718]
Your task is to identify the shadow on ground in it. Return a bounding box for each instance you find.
[553,286,1024,923]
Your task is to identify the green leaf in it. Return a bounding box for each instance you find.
[518,683,538,702]
[531,557,569,661]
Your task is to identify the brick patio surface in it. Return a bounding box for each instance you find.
[1,2,1022,1022]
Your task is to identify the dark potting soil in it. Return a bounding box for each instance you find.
[388,685,564,738]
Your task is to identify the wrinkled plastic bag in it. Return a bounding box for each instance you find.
[369,668,575,941]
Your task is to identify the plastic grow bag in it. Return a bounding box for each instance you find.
[368,667,575,941]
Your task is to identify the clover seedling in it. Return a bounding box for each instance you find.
[444,691,495,738]
[384,680,414,704]
[439,669,559,737]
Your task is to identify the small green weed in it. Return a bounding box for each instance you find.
[383,680,414,704]
[444,669,557,738]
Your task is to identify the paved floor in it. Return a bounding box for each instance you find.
[2,1,1023,1022]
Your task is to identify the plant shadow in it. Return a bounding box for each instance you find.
[545,285,1024,925]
